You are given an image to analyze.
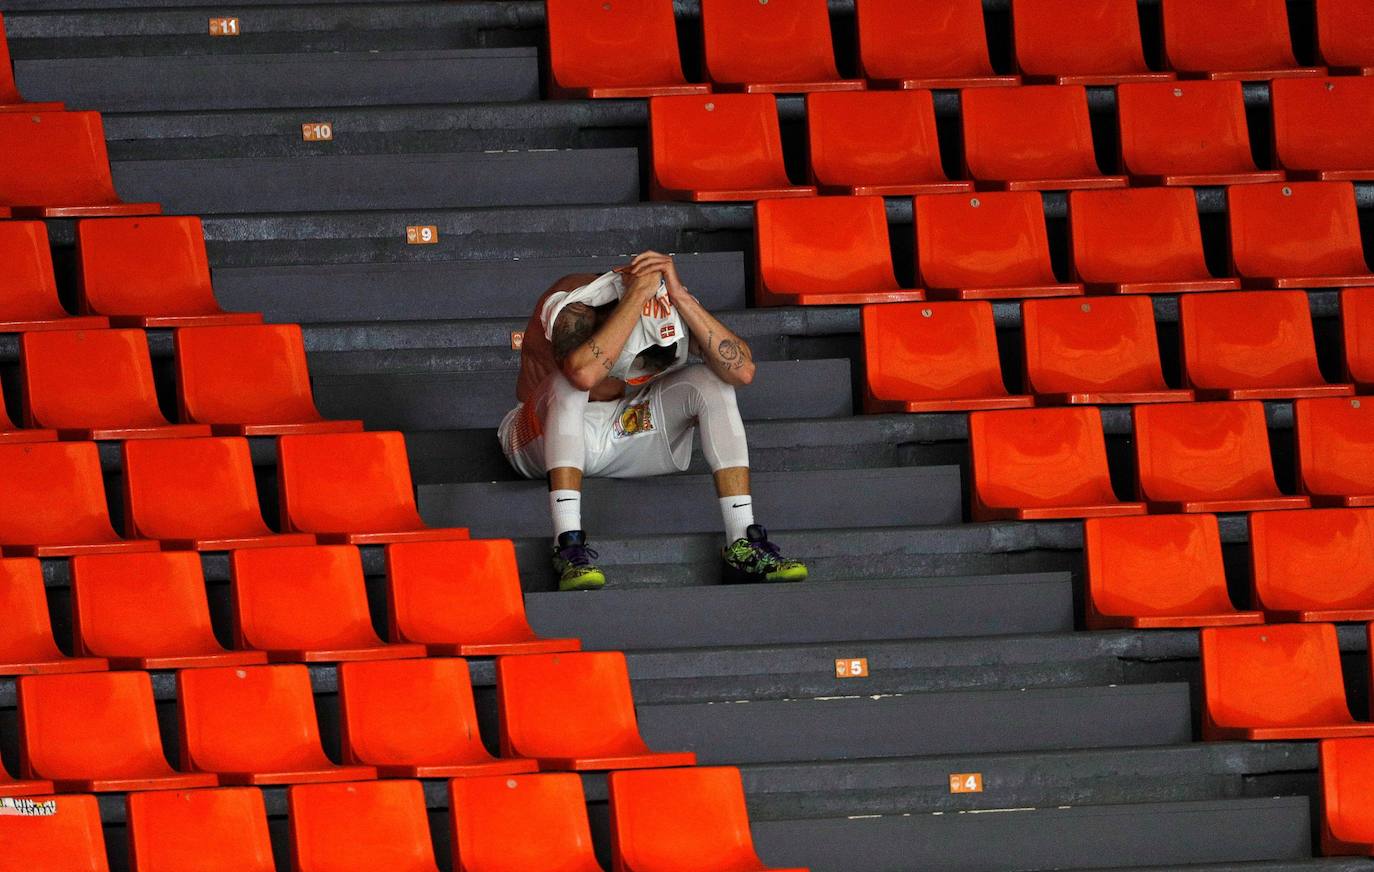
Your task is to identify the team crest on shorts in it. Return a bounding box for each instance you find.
[614,402,655,439]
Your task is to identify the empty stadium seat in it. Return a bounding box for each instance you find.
[699,0,863,93]
[1200,623,1374,740]
[1011,0,1173,85]
[1084,514,1262,630]
[1133,401,1310,513]
[1116,81,1283,186]
[18,671,218,791]
[968,407,1147,521]
[0,14,62,111]
[496,651,697,770]
[609,766,809,872]
[1296,398,1374,507]
[1341,290,1374,391]
[178,664,377,785]
[174,324,362,436]
[1022,297,1195,405]
[1160,0,1326,80]
[277,431,470,544]
[0,221,108,332]
[231,545,427,663]
[450,773,605,872]
[385,538,581,656]
[648,94,815,201]
[1250,508,1374,622]
[961,86,1127,191]
[1315,0,1374,75]
[70,551,268,670]
[1228,182,1374,288]
[127,787,275,872]
[861,301,1034,412]
[1067,188,1239,294]
[20,330,212,440]
[339,658,539,778]
[545,0,709,99]
[754,196,921,306]
[1179,292,1353,400]
[75,216,263,328]
[1322,738,1374,856]
[288,780,440,872]
[1272,77,1374,181]
[915,191,1084,299]
[806,91,970,196]
[0,557,107,676]
[0,112,159,217]
[0,757,52,797]
[0,794,107,871]
[854,0,1019,89]
[0,442,159,557]
[123,437,315,551]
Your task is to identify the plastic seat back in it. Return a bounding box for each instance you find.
[0,557,82,671]
[1201,623,1355,730]
[1320,738,1374,853]
[289,780,440,872]
[1250,508,1374,617]
[0,221,78,322]
[916,192,1060,290]
[123,437,276,542]
[0,442,128,550]
[496,651,650,759]
[1022,297,1176,399]
[1,13,27,104]
[338,658,490,769]
[1180,291,1331,393]
[1068,187,1219,288]
[1161,0,1307,76]
[700,0,847,89]
[648,94,802,199]
[1272,77,1374,178]
[277,432,429,535]
[230,545,386,654]
[0,112,144,213]
[1012,0,1160,83]
[1117,81,1265,180]
[1342,290,1374,389]
[0,794,108,872]
[806,90,954,194]
[961,85,1106,184]
[754,196,906,305]
[1228,182,1372,282]
[451,773,603,872]
[127,787,275,872]
[968,407,1127,516]
[855,0,1002,86]
[174,324,338,429]
[1316,0,1374,71]
[545,0,694,97]
[1295,398,1374,502]
[862,301,1018,409]
[1133,401,1286,503]
[21,329,170,432]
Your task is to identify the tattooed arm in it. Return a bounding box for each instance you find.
[552,270,662,391]
[676,288,756,387]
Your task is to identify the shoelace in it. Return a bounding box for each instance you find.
[561,544,599,567]
[746,538,782,566]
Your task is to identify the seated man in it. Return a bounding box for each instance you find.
[499,250,808,591]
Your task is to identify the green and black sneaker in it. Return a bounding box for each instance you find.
[552,530,606,592]
[722,524,808,584]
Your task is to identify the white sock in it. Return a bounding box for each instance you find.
[550,490,582,542]
[719,495,755,544]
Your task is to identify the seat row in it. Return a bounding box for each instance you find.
[864,291,1372,414]
[3,769,799,872]
[1,539,573,676]
[754,183,1373,307]
[547,0,1372,97]
[970,397,1374,520]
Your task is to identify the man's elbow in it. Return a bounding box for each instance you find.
[562,361,600,392]
[733,364,756,387]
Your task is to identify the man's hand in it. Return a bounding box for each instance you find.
[625,250,687,302]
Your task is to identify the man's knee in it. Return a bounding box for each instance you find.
[678,364,739,413]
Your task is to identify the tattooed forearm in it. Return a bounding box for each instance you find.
[551,304,597,361]
[716,338,751,370]
[588,339,613,370]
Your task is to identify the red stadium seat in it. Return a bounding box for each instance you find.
[648,94,815,201]
[0,759,53,798]
[174,325,362,436]
[1200,623,1374,740]
[123,437,315,551]
[1320,738,1374,856]
[699,0,863,93]
[1022,297,1194,405]
[806,91,970,197]
[961,85,1127,191]
[70,551,268,670]
[178,664,377,785]
[1084,514,1262,630]
[0,442,160,557]
[1250,508,1374,622]
[0,112,159,217]
[451,773,605,872]
[0,557,107,676]
[1011,0,1173,85]
[288,780,440,872]
[20,329,211,441]
[0,380,54,445]
[754,196,921,306]
[496,651,696,771]
[277,431,470,544]
[127,787,275,872]
[1067,188,1239,294]
[545,0,708,99]
[1133,401,1310,513]
[339,658,538,778]
[75,216,263,328]
[0,794,107,871]
[1160,0,1325,80]
[1179,292,1353,400]
[18,671,218,792]
[1116,81,1282,186]
[385,538,580,656]
[1315,0,1374,75]
[230,544,427,663]
[854,0,1019,90]
[1296,398,1374,507]
[0,222,108,332]
[915,191,1083,299]
[1341,290,1374,391]
[1272,77,1374,181]
[1228,182,1374,289]
[861,301,1033,413]
[968,407,1147,521]
[0,14,62,111]
[610,766,809,872]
